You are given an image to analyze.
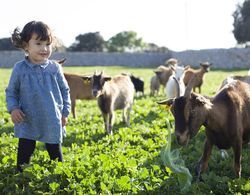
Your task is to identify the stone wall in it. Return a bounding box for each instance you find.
[1,48,250,69]
[172,48,250,69]
[0,51,172,68]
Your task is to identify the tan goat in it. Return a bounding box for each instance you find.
[64,73,94,118]
[183,62,212,93]
[154,65,174,92]
[82,71,134,135]
[165,58,178,67]
[150,75,160,96]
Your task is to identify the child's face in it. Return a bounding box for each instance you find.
[25,33,52,64]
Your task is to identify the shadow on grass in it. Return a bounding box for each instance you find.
[133,110,159,124]
[0,124,13,135]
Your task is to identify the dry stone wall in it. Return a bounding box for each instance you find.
[0,51,172,68]
[0,48,250,69]
[172,48,250,69]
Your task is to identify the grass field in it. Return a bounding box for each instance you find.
[0,66,249,194]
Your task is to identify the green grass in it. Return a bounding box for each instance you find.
[0,66,249,194]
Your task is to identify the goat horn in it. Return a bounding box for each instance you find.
[184,75,197,98]
[173,77,180,97]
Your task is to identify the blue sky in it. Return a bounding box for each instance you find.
[0,0,243,51]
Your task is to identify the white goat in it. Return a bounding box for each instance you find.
[165,65,189,99]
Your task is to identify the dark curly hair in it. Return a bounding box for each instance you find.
[11,21,53,49]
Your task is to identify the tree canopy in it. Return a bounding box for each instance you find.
[0,30,168,52]
[106,31,147,52]
[233,0,250,45]
[68,32,105,52]
[0,38,18,51]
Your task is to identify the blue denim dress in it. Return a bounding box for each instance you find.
[5,58,71,144]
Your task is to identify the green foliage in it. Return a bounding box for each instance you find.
[161,118,192,192]
[106,31,147,52]
[233,0,250,45]
[0,67,249,194]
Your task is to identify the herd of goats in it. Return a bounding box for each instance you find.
[60,58,249,180]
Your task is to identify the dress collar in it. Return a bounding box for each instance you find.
[24,57,49,69]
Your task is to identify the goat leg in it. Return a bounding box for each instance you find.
[233,140,242,178]
[71,99,76,118]
[195,138,213,181]
[109,112,114,135]
[122,109,126,123]
[102,113,109,134]
[123,107,131,127]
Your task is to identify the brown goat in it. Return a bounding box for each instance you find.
[158,76,250,179]
[55,58,94,118]
[183,62,212,93]
[219,75,250,90]
[64,73,94,118]
[82,71,134,135]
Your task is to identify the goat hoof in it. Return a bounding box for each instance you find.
[195,164,204,182]
[196,175,204,182]
[195,164,200,175]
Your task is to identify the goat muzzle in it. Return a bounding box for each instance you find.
[175,131,190,146]
[92,90,99,97]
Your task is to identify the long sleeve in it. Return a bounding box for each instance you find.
[57,65,71,117]
[5,64,21,113]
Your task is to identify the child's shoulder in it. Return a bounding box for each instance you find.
[13,59,27,71]
[49,59,60,67]
[47,60,62,73]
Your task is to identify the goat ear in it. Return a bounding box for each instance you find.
[56,58,66,65]
[103,76,112,82]
[154,69,161,73]
[154,71,161,77]
[157,98,174,110]
[184,75,197,98]
[81,76,92,82]
[170,65,175,71]
[195,96,213,109]
[184,65,190,70]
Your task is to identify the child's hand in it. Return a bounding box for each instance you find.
[61,117,68,127]
[11,109,25,124]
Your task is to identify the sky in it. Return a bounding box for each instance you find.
[0,0,244,51]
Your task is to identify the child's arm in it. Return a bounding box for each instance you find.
[56,65,71,118]
[6,64,21,115]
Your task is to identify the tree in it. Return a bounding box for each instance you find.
[68,32,105,52]
[0,37,18,51]
[144,43,169,53]
[106,31,147,52]
[233,0,250,45]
